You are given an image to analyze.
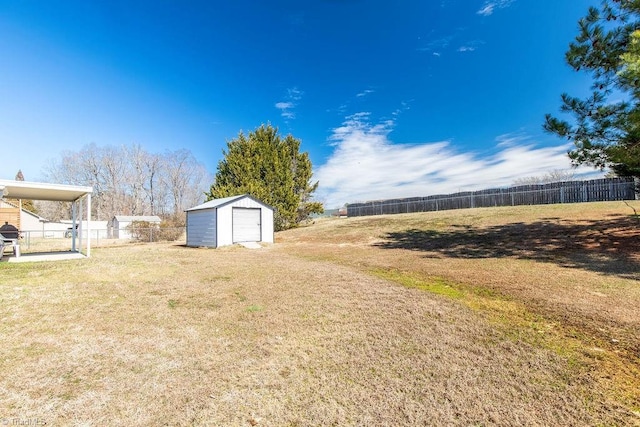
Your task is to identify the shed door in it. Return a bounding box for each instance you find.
[232,208,261,242]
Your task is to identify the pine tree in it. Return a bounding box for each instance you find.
[544,1,640,178]
[14,169,38,214]
[207,124,323,231]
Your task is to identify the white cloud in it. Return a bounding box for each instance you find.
[477,4,495,16]
[458,40,485,52]
[275,87,303,120]
[477,0,515,16]
[356,89,375,97]
[275,102,293,109]
[288,87,303,100]
[314,114,599,207]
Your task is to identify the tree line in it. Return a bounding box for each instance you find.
[40,144,210,223]
[36,125,324,232]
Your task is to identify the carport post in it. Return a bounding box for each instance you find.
[71,201,77,252]
[78,196,83,254]
[86,194,91,257]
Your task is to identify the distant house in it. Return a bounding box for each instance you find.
[0,200,46,236]
[185,195,274,248]
[109,215,162,239]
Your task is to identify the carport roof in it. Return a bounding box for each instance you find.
[0,179,93,202]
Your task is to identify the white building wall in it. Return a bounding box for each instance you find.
[40,221,109,239]
[18,213,42,235]
[261,207,274,244]
[112,220,133,239]
[186,209,217,247]
[120,221,133,239]
[218,197,273,247]
[217,205,234,247]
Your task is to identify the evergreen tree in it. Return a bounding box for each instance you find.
[14,169,38,214]
[544,0,640,178]
[207,124,323,231]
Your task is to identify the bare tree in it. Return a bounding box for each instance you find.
[143,152,164,215]
[513,169,576,186]
[164,149,209,220]
[126,144,149,215]
[42,143,209,221]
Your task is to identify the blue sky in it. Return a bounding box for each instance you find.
[1,0,602,207]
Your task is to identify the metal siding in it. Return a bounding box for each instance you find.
[232,208,261,242]
[230,197,273,243]
[261,207,274,243]
[186,209,217,247]
[232,197,268,209]
[195,196,274,247]
[217,206,233,246]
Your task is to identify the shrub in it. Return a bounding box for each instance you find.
[126,220,185,242]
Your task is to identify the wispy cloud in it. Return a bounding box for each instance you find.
[275,102,294,118]
[328,90,379,117]
[458,40,485,52]
[418,28,472,55]
[417,35,454,53]
[314,114,599,207]
[275,87,303,120]
[477,0,515,16]
[356,89,375,97]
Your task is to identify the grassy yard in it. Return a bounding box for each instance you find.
[1,201,639,425]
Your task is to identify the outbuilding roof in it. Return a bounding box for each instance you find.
[186,194,274,212]
[112,215,162,223]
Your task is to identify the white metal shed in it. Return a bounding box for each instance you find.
[185,195,274,248]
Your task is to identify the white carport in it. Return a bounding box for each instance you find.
[0,179,93,261]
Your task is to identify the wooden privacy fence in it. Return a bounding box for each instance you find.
[346,177,638,217]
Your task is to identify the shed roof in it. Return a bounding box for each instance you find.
[113,215,162,223]
[0,179,93,202]
[186,194,274,212]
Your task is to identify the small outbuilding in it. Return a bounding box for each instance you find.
[186,194,274,248]
[110,215,162,239]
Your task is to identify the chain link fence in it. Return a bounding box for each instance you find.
[16,227,186,253]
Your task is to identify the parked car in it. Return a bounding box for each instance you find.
[64,224,78,238]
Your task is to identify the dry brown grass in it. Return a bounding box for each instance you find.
[1,201,639,425]
[280,201,640,421]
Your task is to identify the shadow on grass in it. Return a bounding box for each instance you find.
[374,215,640,279]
